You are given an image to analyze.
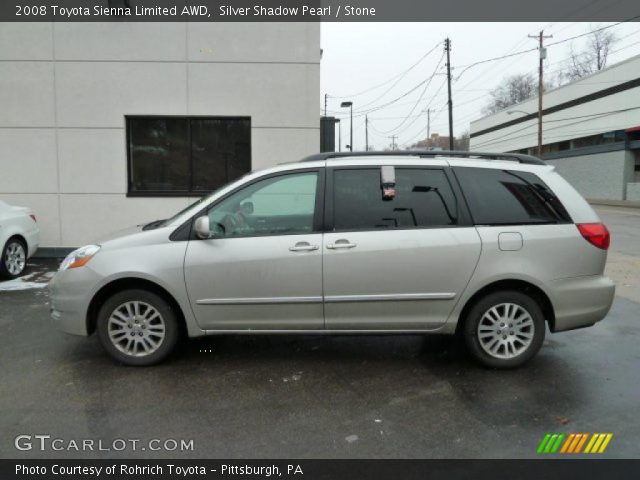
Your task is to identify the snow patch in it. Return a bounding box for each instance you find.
[0,278,49,291]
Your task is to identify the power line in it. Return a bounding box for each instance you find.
[392,79,448,137]
[400,104,448,147]
[453,17,640,81]
[375,51,446,135]
[328,40,443,99]
[470,106,640,149]
[329,75,444,120]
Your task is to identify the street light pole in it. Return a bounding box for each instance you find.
[341,101,353,151]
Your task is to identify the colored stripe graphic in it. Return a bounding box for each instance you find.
[585,433,614,454]
[537,434,552,454]
[560,433,575,453]
[575,433,589,453]
[598,434,613,453]
[538,433,613,454]
[550,434,565,453]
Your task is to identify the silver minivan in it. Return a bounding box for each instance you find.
[50,151,615,368]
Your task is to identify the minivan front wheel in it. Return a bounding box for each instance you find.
[97,289,179,366]
[463,291,545,368]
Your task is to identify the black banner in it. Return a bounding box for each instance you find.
[3,459,640,479]
[1,0,639,22]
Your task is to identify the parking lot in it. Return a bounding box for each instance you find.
[1,206,639,459]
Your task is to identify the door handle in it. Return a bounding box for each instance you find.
[326,239,357,250]
[289,242,319,252]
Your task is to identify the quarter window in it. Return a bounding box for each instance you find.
[205,172,318,238]
[127,116,251,196]
[454,167,571,225]
[332,168,458,231]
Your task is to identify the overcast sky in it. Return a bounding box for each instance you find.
[320,22,640,150]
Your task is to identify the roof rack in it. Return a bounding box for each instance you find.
[300,150,546,166]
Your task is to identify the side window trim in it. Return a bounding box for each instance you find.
[324,165,471,233]
[177,167,325,240]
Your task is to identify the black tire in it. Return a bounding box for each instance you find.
[96,289,179,366]
[0,237,27,279]
[462,290,545,369]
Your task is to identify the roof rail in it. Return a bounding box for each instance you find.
[300,150,546,166]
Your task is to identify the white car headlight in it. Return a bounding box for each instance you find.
[59,245,101,271]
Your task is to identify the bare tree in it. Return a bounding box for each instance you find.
[453,131,470,151]
[482,73,537,115]
[407,131,469,151]
[565,27,617,81]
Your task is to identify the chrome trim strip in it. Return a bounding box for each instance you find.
[196,296,322,305]
[204,327,446,334]
[197,293,455,306]
[324,293,456,302]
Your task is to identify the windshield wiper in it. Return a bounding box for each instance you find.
[141,219,166,231]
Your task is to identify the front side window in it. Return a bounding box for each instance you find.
[332,168,458,231]
[127,116,251,196]
[205,172,318,238]
[454,167,571,225]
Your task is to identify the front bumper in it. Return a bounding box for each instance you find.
[548,275,615,332]
[49,267,101,336]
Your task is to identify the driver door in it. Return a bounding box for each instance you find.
[184,169,324,331]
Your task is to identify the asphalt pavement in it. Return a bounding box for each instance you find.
[0,206,639,459]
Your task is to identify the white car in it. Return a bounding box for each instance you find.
[0,200,39,278]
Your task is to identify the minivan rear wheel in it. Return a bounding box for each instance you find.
[96,289,179,366]
[463,290,545,368]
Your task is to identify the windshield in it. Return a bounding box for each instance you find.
[141,171,265,230]
[141,196,209,231]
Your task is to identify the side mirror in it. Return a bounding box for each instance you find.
[194,216,212,239]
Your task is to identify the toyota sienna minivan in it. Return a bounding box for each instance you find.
[50,151,615,368]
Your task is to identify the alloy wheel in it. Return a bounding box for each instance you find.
[477,302,535,359]
[107,301,166,357]
[5,241,26,276]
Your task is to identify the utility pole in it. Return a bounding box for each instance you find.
[365,115,369,151]
[529,30,552,157]
[324,93,327,117]
[445,38,454,151]
[426,108,431,147]
[389,135,397,150]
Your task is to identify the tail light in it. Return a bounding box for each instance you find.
[577,223,610,250]
[29,214,37,223]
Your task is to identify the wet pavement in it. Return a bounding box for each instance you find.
[0,208,639,459]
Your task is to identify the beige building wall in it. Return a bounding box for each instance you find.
[0,22,321,248]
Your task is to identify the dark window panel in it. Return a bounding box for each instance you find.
[129,118,190,192]
[127,116,251,196]
[455,167,571,225]
[190,118,251,192]
[333,168,458,231]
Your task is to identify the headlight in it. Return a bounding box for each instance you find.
[59,245,101,271]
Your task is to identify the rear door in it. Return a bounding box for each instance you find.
[322,164,482,331]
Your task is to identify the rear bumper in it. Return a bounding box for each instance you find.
[548,275,615,332]
[25,228,39,258]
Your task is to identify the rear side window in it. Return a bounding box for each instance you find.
[454,167,571,225]
[333,168,458,230]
